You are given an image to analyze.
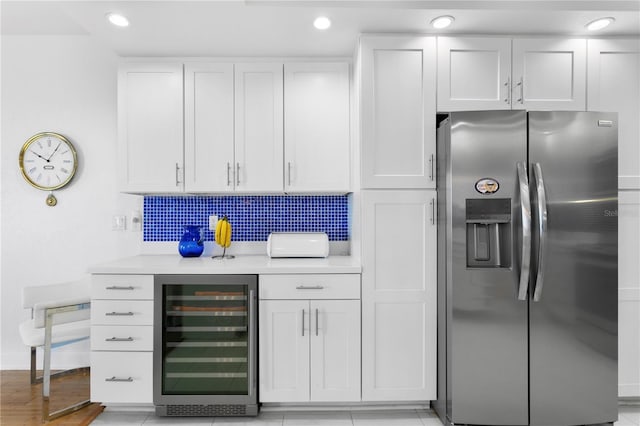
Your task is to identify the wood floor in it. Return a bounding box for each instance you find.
[0,370,104,425]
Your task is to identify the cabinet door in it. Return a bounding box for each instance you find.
[618,191,640,397]
[234,63,283,193]
[259,300,310,402]
[118,63,184,193]
[284,62,351,192]
[587,39,640,189]
[184,63,234,192]
[512,38,586,110]
[437,37,512,111]
[91,351,153,404]
[361,190,437,401]
[310,300,361,402]
[360,36,436,189]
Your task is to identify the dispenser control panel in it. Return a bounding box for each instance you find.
[466,198,511,223]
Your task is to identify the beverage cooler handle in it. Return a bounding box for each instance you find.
[248,289,255,397]
[532,163,548,302]
[517,162,531,301]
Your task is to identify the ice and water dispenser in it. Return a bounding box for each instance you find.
[466,198,512,268]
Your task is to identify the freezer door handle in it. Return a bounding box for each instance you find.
[532,163,548,302]
[517,162,531,301]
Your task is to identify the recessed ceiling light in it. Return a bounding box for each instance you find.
[314,16,331,30]
[431,15,455,29]
[106,13,129,28]
[586,17,615,31]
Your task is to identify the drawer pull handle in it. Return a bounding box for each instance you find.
[105,312,134,316]
[105,337,134,342]
[105,376,133,382]
[296,285,324,290]
[105,286,135,290]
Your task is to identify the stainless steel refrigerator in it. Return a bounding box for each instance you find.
[434,111,618,426]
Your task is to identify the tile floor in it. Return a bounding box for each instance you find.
[92,405,640,425]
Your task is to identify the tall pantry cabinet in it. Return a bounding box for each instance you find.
[358,35,438,401]
[587,38,640,398]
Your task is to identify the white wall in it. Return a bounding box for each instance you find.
[1,35,142,369]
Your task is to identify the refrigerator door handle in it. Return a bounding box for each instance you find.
[532,163,548,302]
[517,162,531,301]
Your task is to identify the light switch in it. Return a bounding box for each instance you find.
[112,215,126,231]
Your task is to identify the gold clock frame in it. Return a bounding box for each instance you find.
[19,132,78,191]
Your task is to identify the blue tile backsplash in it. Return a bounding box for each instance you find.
[143,195,349,242]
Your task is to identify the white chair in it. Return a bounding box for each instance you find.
[19,278,92,422]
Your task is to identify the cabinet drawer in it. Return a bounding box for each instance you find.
[260,274,360,300]
[91,300,153,325]
[91,325,153,351]
[91,351,153,404]
[92,275,153,300]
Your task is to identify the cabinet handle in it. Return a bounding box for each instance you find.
[105,286,134,290]
[226,162,232,187]
[105,376,133,382]
[175,163,181,186]
[428,154,434,181]
[105,337,134,342]
[105,312,134,316]
[287,162,292,187]
[517,77,524,104]
[302,309,305,337]
[236,163,240,186]
[430,198,436,225]
[296,285,324,290]
[248,289,256,397]
[315,308,319,336]
[504,77,511,104]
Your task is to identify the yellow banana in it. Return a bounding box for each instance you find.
[224,220,232,248]
[215,218,223,246]
[219,217,227,248]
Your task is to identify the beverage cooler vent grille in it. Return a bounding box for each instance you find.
[165,404,247,416]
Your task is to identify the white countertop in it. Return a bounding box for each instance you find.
[89,254,361,275]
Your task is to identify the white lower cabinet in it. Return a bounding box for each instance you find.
[90,274,154,404]
[259,274,361,403]
[619,191,640,397]
[361,190,437,401]
[91,352,153,404]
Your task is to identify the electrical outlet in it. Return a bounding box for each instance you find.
[131,210,142,232]
[209,215,219,231]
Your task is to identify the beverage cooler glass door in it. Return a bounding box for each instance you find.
[154,275,257,409]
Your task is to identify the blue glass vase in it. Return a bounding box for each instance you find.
[178,225,204,257]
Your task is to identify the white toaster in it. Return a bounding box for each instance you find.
[266,232,329,258]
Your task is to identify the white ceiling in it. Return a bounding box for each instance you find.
[1,1,639,57]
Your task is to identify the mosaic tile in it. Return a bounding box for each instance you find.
[143,195,349,242]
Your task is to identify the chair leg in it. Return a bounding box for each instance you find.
[41,306,91,422]
[30,347,38,384]
[30,347,89,386]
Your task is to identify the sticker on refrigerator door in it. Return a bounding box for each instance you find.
[475,178,500,194]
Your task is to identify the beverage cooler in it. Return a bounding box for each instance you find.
[153,275,258,416]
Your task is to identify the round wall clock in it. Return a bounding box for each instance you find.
[18,132,78,206]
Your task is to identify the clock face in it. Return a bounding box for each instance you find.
[19,132,78,190]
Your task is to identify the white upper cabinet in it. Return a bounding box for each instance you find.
[184,63,234,192]
[437,37,587,112]
[360,36,437,189]
[587,39,640,189]
[185,62,283,193]
[512,38,586,110]
[235,63,284,193]
[437,37,512,111]
[284,62,351,193]
[118,63,184,193]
